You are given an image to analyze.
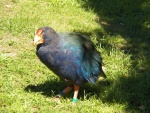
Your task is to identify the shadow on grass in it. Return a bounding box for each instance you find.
[78,0,150,112]
[80,0,150,57]
[25,79,65,97]
[25,78,110,99]
[24,73,150,112]
[104,72,150,112]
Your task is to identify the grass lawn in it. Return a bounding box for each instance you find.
[0,0,150,112]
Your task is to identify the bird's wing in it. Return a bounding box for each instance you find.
[59,33,103,84]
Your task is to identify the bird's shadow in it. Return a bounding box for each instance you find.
[24,78,110,100]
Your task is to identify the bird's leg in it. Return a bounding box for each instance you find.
[62,86,73,94]
[72,85,80,103]
[55,86,73,103]
[55,86,72,98]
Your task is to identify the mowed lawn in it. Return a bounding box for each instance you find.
[0,0,150,113]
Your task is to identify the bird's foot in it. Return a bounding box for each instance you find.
[54,95,61,103]
[54,91,63,103]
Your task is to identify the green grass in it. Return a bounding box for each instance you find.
[0,0,150,112]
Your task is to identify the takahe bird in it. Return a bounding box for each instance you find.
[34,26,106,103]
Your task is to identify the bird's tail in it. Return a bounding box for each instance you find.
[81,40,107,83]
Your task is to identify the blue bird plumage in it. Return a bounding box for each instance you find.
[34,26,106,102]
[35,29,105,84]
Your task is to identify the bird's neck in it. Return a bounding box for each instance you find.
[36,44,43,51]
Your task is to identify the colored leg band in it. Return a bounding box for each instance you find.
[72,98,78,103]
[55,91,63,98]
[59,91,63,96]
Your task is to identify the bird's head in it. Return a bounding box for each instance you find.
[34,29,44,46]
[34,26,59,46]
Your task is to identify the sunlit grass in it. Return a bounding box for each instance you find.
[0,0,150,113]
